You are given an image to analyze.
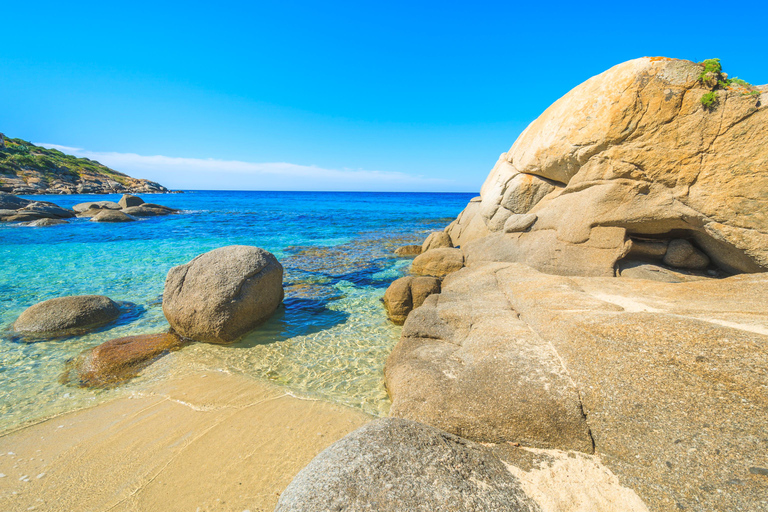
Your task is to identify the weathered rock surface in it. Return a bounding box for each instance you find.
[121,204,176,217]
[163,245,284,344]
[61,332,186,387]
[118,194,144,208]
[617,260,712,283]
[28,218,67,227]
[503,212,537,233]
[663,239,710,269]
[394,244,422,257]
[382,275,440,325]
[387,262,768,511]
[386,265,594,452]
[12,295,121,338]
[410,247,464,277]
[421,231,452,252]
[0,193,78,222]
[448,57,768,275]
[0,191,29,210]
[72,201,122,213]
[91,210,135,222]
[275,418,540,512]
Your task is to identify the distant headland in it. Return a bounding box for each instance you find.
[0,133,169,195]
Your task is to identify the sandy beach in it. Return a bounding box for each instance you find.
[0,370,371,512]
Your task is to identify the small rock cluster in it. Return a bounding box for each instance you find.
[0,192,177,224]
[10,242,284,387]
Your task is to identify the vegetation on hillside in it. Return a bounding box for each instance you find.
[0,135,131,184]
[698,58,761,110]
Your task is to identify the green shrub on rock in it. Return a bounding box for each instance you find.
[700,91,718,109]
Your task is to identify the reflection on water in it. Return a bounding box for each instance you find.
[0,190,472,430]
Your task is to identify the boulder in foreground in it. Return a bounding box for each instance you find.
[163,245,284,343]
[275,418,540,512]
[12,295,121,338]
[61,332,186,387]
[383,275,440,325]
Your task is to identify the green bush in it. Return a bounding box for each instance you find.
[729,77,752,88]
[699,58,722,77]
[700,91,718,108]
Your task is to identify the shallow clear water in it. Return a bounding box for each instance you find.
[0,191,472,430]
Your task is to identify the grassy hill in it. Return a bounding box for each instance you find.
[0,133,167,194]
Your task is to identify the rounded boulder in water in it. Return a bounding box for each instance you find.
[162,245,284,344]
[12,295,121,338]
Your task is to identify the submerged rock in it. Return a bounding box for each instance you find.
[28,218,67,227]
[394,245,422,257]
[12,295,121,338]
[410,247,464,277]
[61,332,186,387]
[383,276,440,325]
[275,418,540,512]
[163,245,284,343]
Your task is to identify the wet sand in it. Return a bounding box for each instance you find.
[0,370,372,512]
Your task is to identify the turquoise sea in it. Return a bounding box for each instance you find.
[0,191,473,432]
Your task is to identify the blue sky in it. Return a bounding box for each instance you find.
[1,1,765,192]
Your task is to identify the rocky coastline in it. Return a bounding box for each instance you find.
[0,134,171,195]
[0,57,766,511]
[282,57,768,511]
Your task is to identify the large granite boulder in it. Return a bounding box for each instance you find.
[382,275,440,325]
[61,332,186,387]
[410,247,464,277]
[118,194,144,208]
[421,231,452,252]
[448,57,768,275]
[275,418,540,512]
[12,295,121,338]
[163,245,284,343]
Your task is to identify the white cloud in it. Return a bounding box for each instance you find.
[36,143,84,152]
[34,143,454,192]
